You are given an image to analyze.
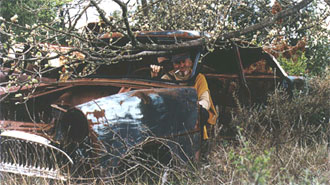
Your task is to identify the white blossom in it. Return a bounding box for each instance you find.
[10,14,18,23]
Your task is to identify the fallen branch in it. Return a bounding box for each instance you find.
[217,0,314,41]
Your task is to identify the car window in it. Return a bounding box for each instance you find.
[88,52,199,82]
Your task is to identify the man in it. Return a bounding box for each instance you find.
[150,53,218,139]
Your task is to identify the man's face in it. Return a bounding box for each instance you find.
[173,58,192,76]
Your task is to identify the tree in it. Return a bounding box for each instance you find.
[0,0,328,88]
[0,0,70,33]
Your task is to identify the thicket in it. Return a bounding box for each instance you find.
[173,74,329,185]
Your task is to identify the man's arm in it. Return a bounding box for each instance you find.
[199,91,211,110]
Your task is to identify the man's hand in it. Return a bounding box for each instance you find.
[150,64,162,78]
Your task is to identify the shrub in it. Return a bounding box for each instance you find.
[232,74,329,147]
[277,51,307,76]
[186,75,329,184]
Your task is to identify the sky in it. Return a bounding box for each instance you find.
[70,0,125,28]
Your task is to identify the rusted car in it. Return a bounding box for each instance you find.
[0,30,303,180]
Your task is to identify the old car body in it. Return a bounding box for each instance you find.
[0,30,304,179]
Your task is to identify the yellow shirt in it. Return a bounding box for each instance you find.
[194,73,218,125]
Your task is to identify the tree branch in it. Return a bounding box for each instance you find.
[90,0,138,46]
[85,0,313,58]
[217,0,314,41]
[85,50,171,63]
[68,2,91,32]
[137,38,205,51]
[129,0,313,52]
[90,0,113,26]
[141,0,149,16]
[112,0,138,46]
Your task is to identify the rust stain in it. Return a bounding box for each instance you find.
[244,59,273,74]
[0,120,53,137]
[86,109,106,122]
[118,87,131,94]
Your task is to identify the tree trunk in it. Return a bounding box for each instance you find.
[325,0,330,6]
[141,0,148,16]
[0,0,4,45]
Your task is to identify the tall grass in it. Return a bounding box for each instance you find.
[190,75,330,184]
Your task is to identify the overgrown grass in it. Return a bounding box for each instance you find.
[1,75,329,184]
[191,74,330,184]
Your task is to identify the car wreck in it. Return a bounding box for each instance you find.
[0,30,304,180]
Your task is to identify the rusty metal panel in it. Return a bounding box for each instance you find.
[71,87,199,167]
[0,120,53,135]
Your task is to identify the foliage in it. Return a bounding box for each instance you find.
[0,0,70,35]
[134,0,273,41]
[228,138,272,184]
[277,51,308,76]
[232,75,329,147]
[262,0,329,76]
[305,28,330,76]
[0,0,326,88]
[200,75,330,184]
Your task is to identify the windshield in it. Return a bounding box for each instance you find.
[81,51,200,82]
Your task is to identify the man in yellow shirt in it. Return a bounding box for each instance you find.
[151,53,218,139]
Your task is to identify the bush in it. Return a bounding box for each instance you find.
[234,74,329,146]
[277,51,307,76]
[204,74,329,184]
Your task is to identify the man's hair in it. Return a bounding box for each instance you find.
[171,52,190,63]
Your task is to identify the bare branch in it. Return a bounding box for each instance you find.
[84,50,172,63]
[130,0,313,52]
[217,0,314,41]
[141,0,148,16]
[68,2,91,32]
[325,0,330,6]
[90,0,112,26]
[137,38,205,51]
[112,0,138,46]
[90,0,138,46]
[79,0,314,62]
